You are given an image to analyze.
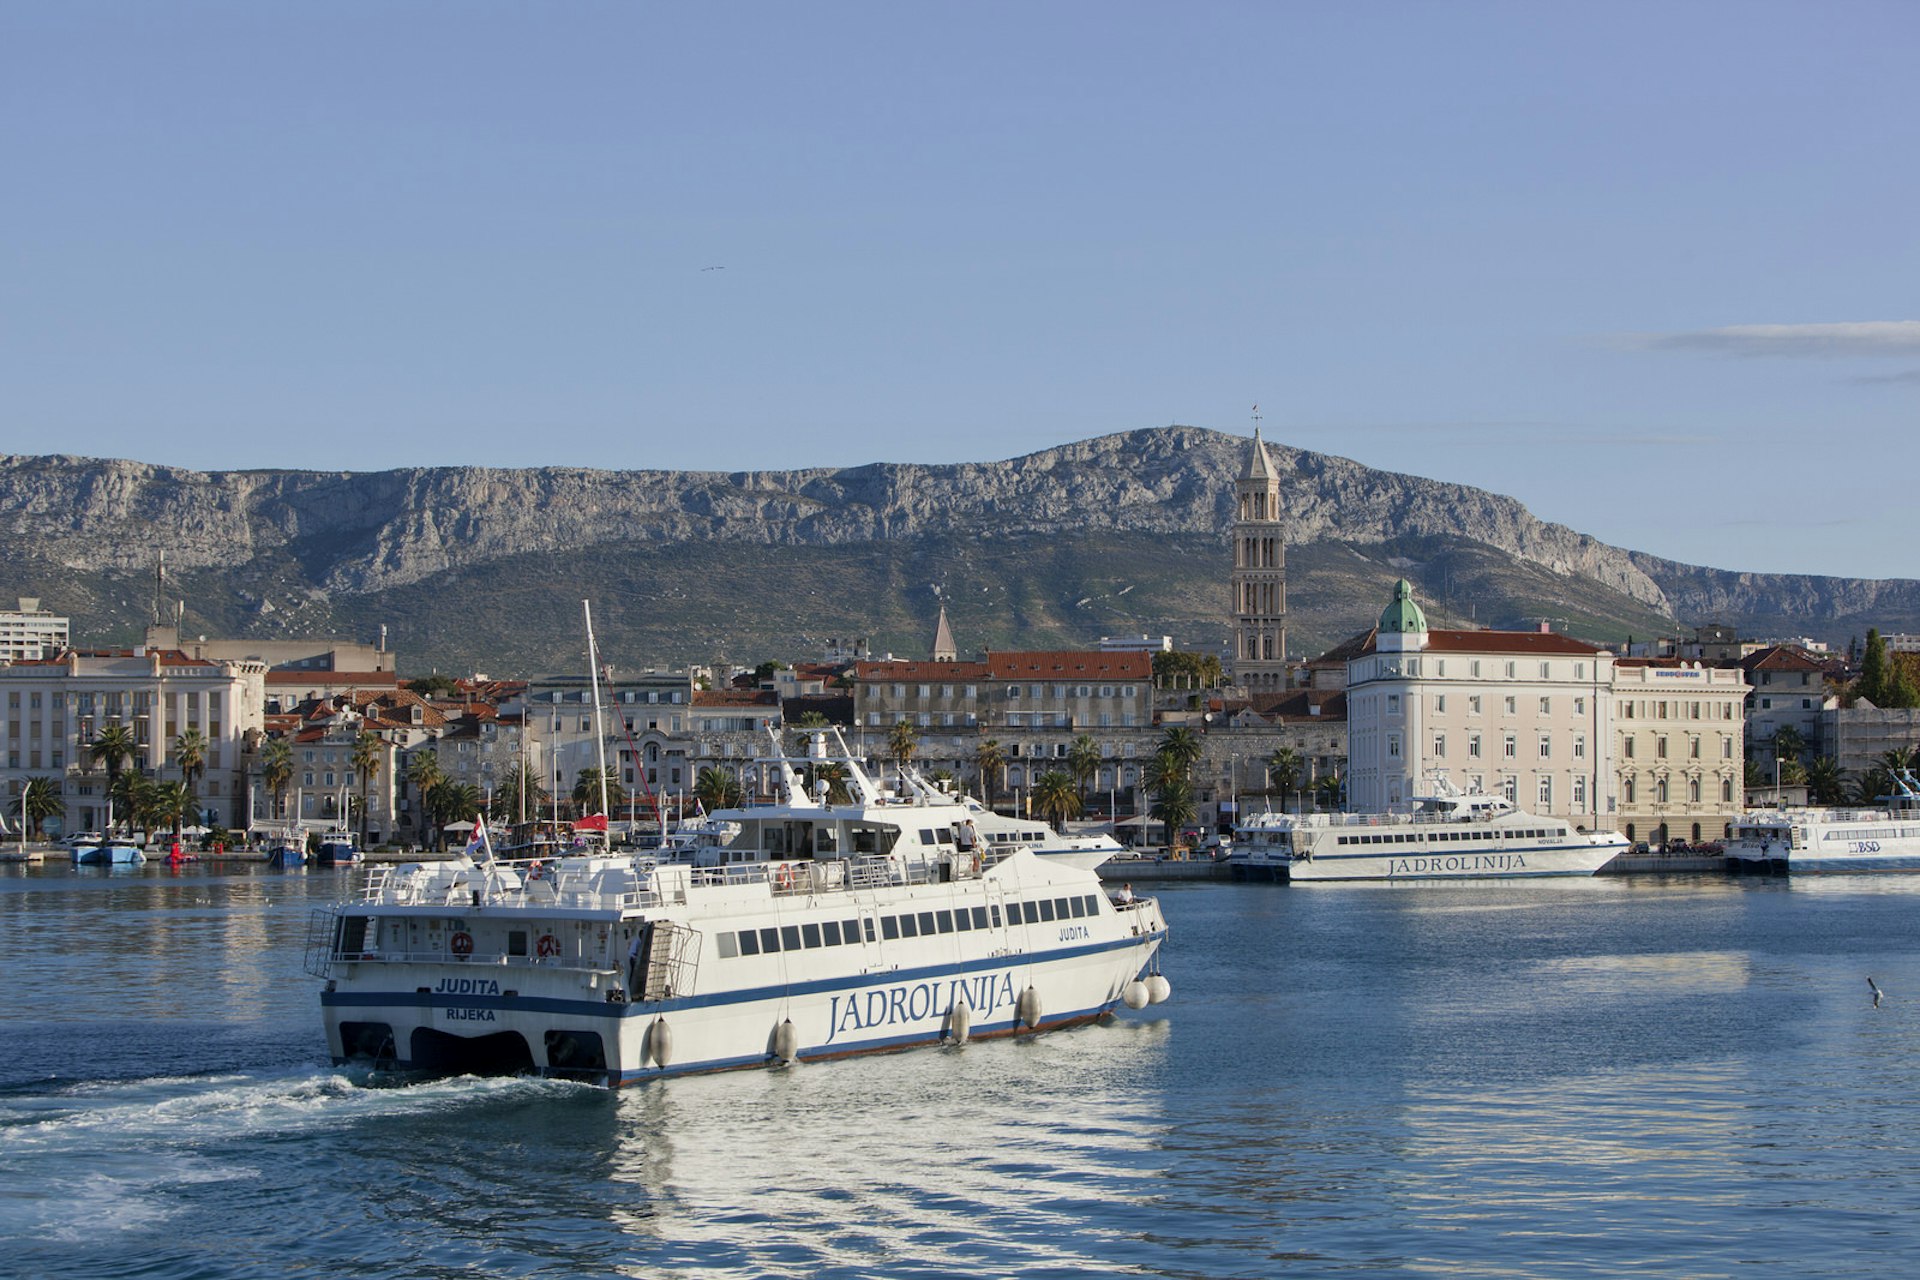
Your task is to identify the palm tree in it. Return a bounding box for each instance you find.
[149,779,193,839]
[694,766,743,812]
[809,761,852,805]
[110,770,149,836]
[974,739,1006,806]
[1068,735,1101,805]
[405,750,445,846]
[1033,769,1082,829]
[572,767,627,816]
[1149,776,1197,851]
[427,779,483,845]
[1156,726,1203,781]
[22,777,64,838]
[350,732,383,847]
[261,737,294,822]
[1314,770,1345,812]
[89,722,137,788]
[1877,746,1919,776]
[887,720,918,770]
[1806,756,1846,805]
[493,764,548,824]
[1267,747,1303,811]
[1771,724,1807,766]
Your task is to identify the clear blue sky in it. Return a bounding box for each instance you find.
[5,3,1916,580]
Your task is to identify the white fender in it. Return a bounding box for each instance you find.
[771,1018,800,1063]
[1145,974,1172,1005]
[947,998,971,1044]
[646,1016,673,1067]
[1122,980,1149,1010]
[1017,985,1042,1030]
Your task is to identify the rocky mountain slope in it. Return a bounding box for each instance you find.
[1,428,1911,673]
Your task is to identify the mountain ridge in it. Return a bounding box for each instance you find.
[2,428,1913,672]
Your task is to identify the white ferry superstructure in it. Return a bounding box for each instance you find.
[1727,771,1920,874]
[309,731,1168,1085]
[1230,777,1626,882]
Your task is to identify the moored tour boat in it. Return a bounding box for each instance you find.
[309,730,1170,1086]
[1727,770,1920,874]
[1229,775,1627,882]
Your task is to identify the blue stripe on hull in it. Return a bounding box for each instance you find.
[1788,856,1920,874]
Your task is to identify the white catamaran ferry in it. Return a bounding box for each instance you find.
[1726,771,1920,874]
[1229,776,1627,882]
[308,730,1169,1086]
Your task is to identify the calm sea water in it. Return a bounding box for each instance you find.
[4,860,1919,1279]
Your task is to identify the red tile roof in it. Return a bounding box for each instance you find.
[854,660,993,681]
[985,651,1154,679]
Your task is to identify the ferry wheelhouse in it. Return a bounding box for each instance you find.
[308,731,1169,1086]
[1229,776,1626,882]
[1727,770,1920,874]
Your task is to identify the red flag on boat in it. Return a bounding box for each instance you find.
[574,813,609,832]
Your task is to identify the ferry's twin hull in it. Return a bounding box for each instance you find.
[326,941,1155,1085]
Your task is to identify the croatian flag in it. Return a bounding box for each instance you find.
[464,817,491,860]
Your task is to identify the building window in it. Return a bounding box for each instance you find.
[1503,735,1516,759]
[1574,697,1585,716]
[1657,737,1668,759]
[1504,697,1516,716]
[1573,735,1586,760]
[1538,776,1552,808]
[1469,735,1482,758]
[1434,733,1446,758]
[1625,739,1636,759]
[1573,775,1587,810]
[1433,695,1446,713]
[1386,694,1400,714]
[1538,735,1552,759]
[1471,661,1482,678]
[1688,777,1701,803]
[1469,696,1482,716]
[1540,663,1551,679]
[1689,737,1701,759]
[1722,778,1734,803]
[1656,777,1669,804]
[1539,697,1551,716]
[1387,733,1402,759]
[1625,778,1636,804]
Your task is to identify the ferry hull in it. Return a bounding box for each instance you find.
[322,931,1164,1085]
[1287,843,1623,882]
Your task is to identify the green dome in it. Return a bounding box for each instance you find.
[1378,579,1428,634]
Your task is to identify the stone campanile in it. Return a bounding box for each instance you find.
[1230,425,1288,691]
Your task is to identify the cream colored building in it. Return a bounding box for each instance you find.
[1347,581,1618,826]
[0,598,70,663]
[1,646,268,833]
[1611,660,1748,846]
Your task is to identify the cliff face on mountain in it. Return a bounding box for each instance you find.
[1,427,1912,672]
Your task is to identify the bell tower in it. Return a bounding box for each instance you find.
[1230,416,1288,691]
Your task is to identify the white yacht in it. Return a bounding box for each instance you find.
[309,729,1169,1086]
[1727,771,1920,874]
[1230,776,1626,882]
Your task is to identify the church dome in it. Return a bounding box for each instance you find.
[1378,579,1428,635]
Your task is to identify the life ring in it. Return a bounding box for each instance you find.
[449,931,474,957]
[776,864,794,892]
[535,933,560,958]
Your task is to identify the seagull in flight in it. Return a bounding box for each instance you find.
[1868,976,1884,1007]
[701,266,725,272]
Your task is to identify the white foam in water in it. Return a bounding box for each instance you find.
[0,1068,574,1242]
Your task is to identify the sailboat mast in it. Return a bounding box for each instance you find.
[584,600,611,821]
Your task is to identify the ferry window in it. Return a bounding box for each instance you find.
[936,910,954,933]
[1038,900,1057,922]
[900,914,920,938]
[508,931,528,957]
[953,909,972,932]
[1055,897,1071,919]
[1068,896,1086,918]
[882,915,901,940]
[920,829,937,845]
[918,911,937,935]
[823,921,843,946]
[760,927,782,953]
[738,930,761,956]
[990,905,1002,928]
[854,830,878,853]
[973,906,990,929]
[1007,901,1025,925]
[718,932,740,959]
[863,917,876,942]
[802,923,822,948]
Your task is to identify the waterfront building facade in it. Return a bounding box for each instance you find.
[1346,581,1618,825]
[1612,659,1748,846]
[0,646,267,834]
[1739,645,1837,764]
